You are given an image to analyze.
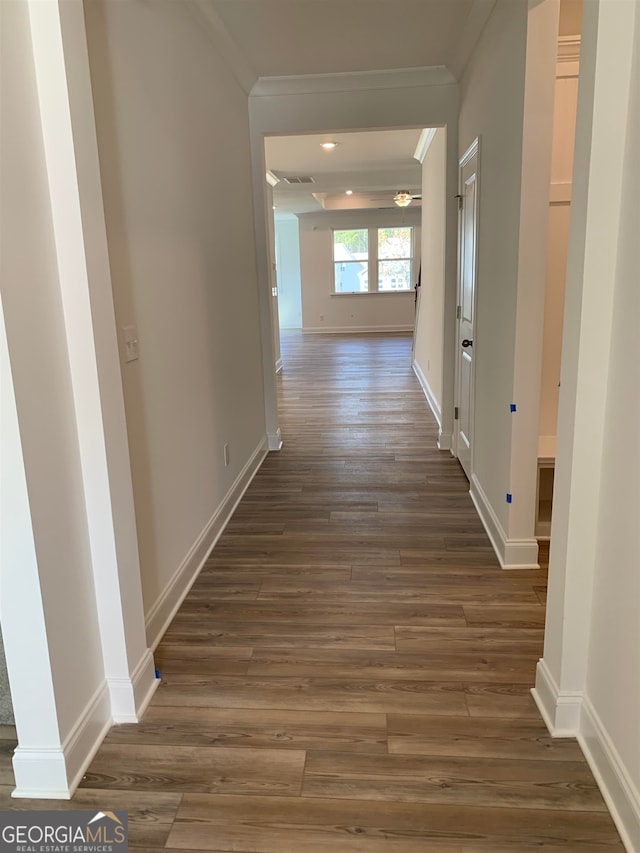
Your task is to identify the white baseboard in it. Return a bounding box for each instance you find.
[145,437,268,650]
[108,648,159,723]
[437,431,452,451]
[275,357,283,373]
[531,658,582,736]
[470,474,540,569]
[412,359,442,430]
[268,428,283,451]
[579,697,640,853]
[532,661,640,852]
[12,681,111,799]
[303,325,414,334]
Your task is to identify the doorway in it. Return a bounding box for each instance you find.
[453,139,479,481]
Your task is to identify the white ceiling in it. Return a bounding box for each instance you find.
[198,0,497,216]
[210,0,476,79]
[265,128,425,215]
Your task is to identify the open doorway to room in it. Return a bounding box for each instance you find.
[262,128,425,350]
[535,0,582,547]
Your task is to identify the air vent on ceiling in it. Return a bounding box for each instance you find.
[283,176,316,184]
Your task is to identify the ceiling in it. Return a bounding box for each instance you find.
[209,0,477,79]
[201,0,495,217]
[265,128,425,215]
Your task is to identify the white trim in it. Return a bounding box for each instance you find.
[557,34,581,63]
[469,474,540,569]
[12,682,111,800]
[531,665,640,851]
[437,432,452,452]
[190,0,257,94]
[412,360,442,429]
[579,698,640,853]
[453,138,481,480]
[267,428,283,451]
[413,128,437,164]
[449,0,497,80]
[266,170,280,187]
[145,438,268,649]
[550,182,572,204]
[108,649,159,724]
[251,66,456,98]
[275,357,283,374]
[531,658,583,736]
[303,325,414,335]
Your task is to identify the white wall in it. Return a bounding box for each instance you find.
[534,1,640,847]
[413,128,447,435]
[275,215,303,329]
[458,0,528,532]
[84,0,267,644]
[459,0,559,568]
[298,209,420,333]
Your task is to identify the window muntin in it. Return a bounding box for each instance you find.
[332,226,413,293]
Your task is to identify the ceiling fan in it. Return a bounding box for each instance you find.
[394,190,422,207]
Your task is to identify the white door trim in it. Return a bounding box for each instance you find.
[453,137,480,476]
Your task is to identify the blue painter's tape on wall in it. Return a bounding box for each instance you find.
[510,403,517,413]
[506,493,513,504]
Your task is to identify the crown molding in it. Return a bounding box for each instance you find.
[449,0,497,80]
[266,171,280,188]
[190,0,257,94]
[250,66,456,98]
[413,128,438,164]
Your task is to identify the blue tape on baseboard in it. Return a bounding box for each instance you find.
[155,669,161,680]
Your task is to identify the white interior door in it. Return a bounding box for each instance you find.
[455,140,479,480]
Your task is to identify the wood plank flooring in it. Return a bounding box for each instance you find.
[0,333,623,850]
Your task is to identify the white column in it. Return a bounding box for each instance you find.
[0,0,156,798]
[533,0,636,732]
[506,0,560,568]
[0,298,70,796]
[27,0,157,723]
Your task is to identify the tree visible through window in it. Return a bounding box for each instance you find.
[333,229,368,293]
[378,227,412,291]
[332,227,413,293]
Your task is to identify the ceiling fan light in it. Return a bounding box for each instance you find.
[394,190,413,208]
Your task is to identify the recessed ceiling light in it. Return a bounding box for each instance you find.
[345,190,353,195]
[320,142,338,150]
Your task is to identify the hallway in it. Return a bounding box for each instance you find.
[0,333,622,850]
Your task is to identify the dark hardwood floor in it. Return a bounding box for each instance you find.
[0,332,623,850]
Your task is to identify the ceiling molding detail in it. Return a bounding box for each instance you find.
[190,0,257,94]
[250,66,456,98]
[413,128,438,164]
[557,35,581,63]
[265,171,280,187]
[448,0,497,80]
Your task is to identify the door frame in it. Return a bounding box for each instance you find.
[452,137,480,476]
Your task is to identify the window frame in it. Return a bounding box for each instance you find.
[331,225,415,295]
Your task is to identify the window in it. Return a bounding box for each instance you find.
[333,229,368,293]
[377,227,412,291]
[332,226,414,294]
